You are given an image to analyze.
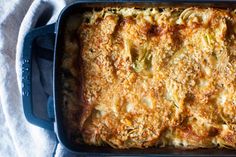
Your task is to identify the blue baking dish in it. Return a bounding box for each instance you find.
[22,1,236,156]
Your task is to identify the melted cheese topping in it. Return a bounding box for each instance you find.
[63,7,236,149]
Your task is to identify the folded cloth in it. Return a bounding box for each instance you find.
[0,0,78,156]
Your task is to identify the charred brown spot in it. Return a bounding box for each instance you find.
[185,92,195,103]
[226,19,234,38]
[229,55,236,63]
[140,22,152,35]
[208,127,219,137]
[147,25,162,37]
[95,17,103,25]
[122,16,135,25]
[171,26,184,50]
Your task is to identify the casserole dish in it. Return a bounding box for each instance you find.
[22,1,236,156]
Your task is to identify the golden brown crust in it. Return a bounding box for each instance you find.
[63,7,236,149]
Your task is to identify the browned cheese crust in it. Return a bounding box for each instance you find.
[63,7,236,149]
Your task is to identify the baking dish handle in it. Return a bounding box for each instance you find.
[22,24,55,131]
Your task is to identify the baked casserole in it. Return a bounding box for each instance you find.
[62,7,236,149]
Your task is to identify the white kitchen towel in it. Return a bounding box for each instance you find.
[0,0,76,156]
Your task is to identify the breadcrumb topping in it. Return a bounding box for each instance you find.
[62,7,236,149]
